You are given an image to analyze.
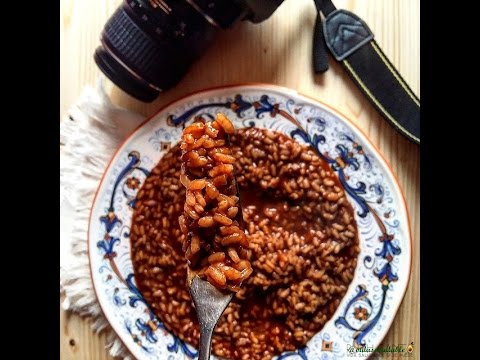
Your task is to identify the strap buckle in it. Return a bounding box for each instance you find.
[323,10,374,61]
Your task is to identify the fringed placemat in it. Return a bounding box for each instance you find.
[60,79,145,359]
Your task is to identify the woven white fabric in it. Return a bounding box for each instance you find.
[60,79,145,359]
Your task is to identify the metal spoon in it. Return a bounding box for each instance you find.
[188,274,234,360]
[187,133,245,360]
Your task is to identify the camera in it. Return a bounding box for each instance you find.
[94,0,285,102]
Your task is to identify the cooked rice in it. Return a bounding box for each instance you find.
[130,127,359,360]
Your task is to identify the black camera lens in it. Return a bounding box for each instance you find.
[95,0,284,102]
[95,0,233,102]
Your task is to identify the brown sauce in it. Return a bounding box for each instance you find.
[130,128,359,360]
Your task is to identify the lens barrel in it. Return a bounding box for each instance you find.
[95,0,219,102]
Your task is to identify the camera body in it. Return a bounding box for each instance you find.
[95,0,285,102]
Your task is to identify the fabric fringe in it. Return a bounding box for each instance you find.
[60,78,144,359]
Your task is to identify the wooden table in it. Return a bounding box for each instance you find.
[60,0,419,358]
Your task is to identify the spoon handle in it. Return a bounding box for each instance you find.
[198,324,214,360]
[189,276,234,360]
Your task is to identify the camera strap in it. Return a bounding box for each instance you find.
[312,0,420,144]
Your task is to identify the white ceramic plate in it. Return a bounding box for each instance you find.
[89,84,411,360]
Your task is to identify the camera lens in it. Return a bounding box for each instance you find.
[95,0,232,102]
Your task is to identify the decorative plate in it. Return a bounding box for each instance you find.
[89,84,411,360]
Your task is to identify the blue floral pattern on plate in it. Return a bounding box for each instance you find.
[89,85,411,360]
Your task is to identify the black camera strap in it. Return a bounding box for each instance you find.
[312,0,420,144]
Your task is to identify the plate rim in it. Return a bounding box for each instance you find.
[87,82,413,359]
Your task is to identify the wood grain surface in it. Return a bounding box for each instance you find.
[60,0,420,358]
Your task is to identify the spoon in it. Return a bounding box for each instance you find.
[188,273,234,360]
[185,132,245,360]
